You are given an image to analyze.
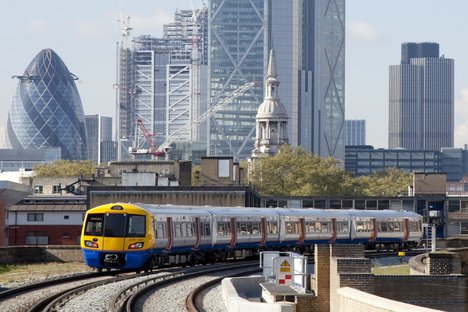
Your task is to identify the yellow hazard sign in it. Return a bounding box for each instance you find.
[280,260,291,272]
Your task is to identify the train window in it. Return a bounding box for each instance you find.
[127,215,145,237]
[315,222,322,232]
[410,221,420,232]
[156,222,166,238]
[187,222,194,237]
[252,222,260,235]
[321,222,329,233]
[238,222,253,235]
[285,221,298,234]
[84,214,103,236]
[337,221,349,233]
[103,214,126,237]
[217,222,229,236]
[393,222,402,232]
[356,221,370,232]
[379,222,388,232]
[201,222,211,236]
[306,222,315,233]
[174,222,184,238]
[268,221,278,234]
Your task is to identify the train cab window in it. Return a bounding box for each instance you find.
[201,222,211,236]
[267,221,278,234]
[127,215,145,237]
[84,214,104,236]
[103,213,126,237]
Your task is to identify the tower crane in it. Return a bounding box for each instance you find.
[157,81,257,155]
[128,81,256,158]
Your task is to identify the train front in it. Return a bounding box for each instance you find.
[80,203,154,271]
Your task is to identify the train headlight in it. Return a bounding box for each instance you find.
[84,240,99,248]
[128,242,144,249]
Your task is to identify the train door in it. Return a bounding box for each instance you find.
[194,217,201,250]
[370,218,377,241]
[229,217,237,248]
[260,217,267,246]
[298,218,305,245]
[403,218,410,241]
[165,217,174,252]
[102,213,127,252]
[330,218,337,243]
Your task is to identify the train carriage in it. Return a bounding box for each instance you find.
[81,203,423,272]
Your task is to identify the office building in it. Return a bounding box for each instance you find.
[345,145,442,176]
[6,49,88,160]
[0,148,61,172]
[389,42,454,150]
[117,8,208,161]
[266,0,345,160]
[85,115,115,163]
[345,120,366,146]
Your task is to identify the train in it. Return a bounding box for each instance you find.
[80,202,423,272]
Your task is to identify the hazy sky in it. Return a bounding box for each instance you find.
[1,0,467,149]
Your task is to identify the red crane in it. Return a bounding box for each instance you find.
[129,118,165,157]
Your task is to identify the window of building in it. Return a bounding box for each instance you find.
[64,215,70,220]
[25,232,48,245]
[52,185,61,194]
[34,185,43,194]
[27,213,44,222]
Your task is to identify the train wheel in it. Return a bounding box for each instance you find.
[96,268,103,274]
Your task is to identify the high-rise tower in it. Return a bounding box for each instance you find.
[7,49,88,160]
[389,42,454,150]
[207,0,264,161]
[266,0,345,161]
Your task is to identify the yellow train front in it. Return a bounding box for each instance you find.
[80,203,155,271]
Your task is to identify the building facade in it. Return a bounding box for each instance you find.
[85,115,115,164]
[7,49,88,160]
[345,120,366,146]
[389,42,454,150]
[266,0,345,161]
[117,8,208,162]
[0,148,61,172]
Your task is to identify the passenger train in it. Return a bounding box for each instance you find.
[80,202,423,272]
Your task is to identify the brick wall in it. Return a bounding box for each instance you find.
[427,252,461,275]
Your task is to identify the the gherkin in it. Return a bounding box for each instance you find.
[7,49,88,160]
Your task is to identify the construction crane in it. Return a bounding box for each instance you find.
[128,118,165,157]
[157,81,257,155]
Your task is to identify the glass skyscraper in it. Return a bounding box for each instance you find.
[6,49,88,160]
[389,42,454,150]
[208,0,265,160]
[207,0,345,161]
[266,0,345,161]
[85,115,115,163]
[345,120,366,146]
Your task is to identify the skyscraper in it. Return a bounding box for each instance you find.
[208,0,265,160]
[345,120,366,146]
[117,8,208,161]
[266,0,345,160]
[207,0,346,161]
[85,115,115,163]
[7,49,88,160]
[389,42,454,150]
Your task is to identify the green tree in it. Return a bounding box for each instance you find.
[192,164,202,186]
[33,160,94,178]
[249,146,412,197]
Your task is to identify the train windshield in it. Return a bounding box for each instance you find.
[84,213,146,237]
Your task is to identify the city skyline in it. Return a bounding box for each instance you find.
[1,0,468,152]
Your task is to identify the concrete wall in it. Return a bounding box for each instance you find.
[337,287,440,312]
[222,277,294,312]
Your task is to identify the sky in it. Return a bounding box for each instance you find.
[1,0,468,150]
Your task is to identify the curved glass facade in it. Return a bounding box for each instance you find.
[7,49,88,160]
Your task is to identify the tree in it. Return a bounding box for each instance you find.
[192,164,202,186]
[249,145,412,197]
[33,160,94,178]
